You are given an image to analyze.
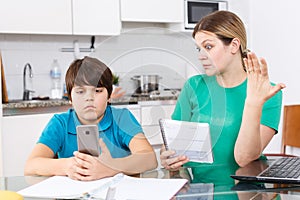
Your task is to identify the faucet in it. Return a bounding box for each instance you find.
[23,63,34,100]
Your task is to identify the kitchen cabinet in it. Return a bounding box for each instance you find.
[140,103,175,145]
[120,0,183,23]
[114,102,176,145]
[0,0,121,35]
[113,104,141,124]
[2,113,54,176]
[72,0,121,35]
[0,0,72,35]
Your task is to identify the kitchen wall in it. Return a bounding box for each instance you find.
[0,24,200,100]
[249,0,300,155]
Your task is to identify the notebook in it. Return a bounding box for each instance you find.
[159,119,213,163]
[231,157,300,184]
[18,173,188,200]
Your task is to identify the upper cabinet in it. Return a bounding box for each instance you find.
[0,0,72,35]
[120,0,183,23]
[0,0,121,35]
[72,0,121,35]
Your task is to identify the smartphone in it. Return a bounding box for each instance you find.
[76,125,100,157]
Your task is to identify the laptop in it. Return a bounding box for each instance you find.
[231,157,300,184]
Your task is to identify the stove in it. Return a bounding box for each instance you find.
[131,90,160,98]
[131,89,180,99]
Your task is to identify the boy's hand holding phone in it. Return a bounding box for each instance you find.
[73,138,118,181]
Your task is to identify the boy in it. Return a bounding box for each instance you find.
[25,56,157,181]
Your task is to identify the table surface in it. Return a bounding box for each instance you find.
[1,159,300,200]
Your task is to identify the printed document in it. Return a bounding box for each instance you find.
[159,119,213,163]
[18,173,188,200]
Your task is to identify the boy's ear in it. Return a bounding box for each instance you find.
[230,38,241,54]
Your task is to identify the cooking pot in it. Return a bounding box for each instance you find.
[131,75,162,93]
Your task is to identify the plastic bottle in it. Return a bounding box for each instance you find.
[50,59,62,99]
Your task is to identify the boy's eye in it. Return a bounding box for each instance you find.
[76,90,84,94]
[95,88,103,93]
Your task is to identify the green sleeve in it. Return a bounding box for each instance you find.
[261,90,283,134]
[172,79,193,121]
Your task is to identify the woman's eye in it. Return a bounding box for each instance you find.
[205,44,212,50]
[196,47,201,52]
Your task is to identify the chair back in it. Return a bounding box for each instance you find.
[281,105,300,154]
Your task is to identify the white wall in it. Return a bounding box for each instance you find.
[0,26,199,100]
[0,53,3,176]
[248,0,300,155]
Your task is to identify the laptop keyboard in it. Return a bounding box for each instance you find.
[259,157,300,179]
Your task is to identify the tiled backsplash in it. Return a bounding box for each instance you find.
[0,26,201,100]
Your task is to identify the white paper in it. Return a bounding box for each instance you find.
[18,175,112,199]
[18,174,188,200]
[160,119,213,163]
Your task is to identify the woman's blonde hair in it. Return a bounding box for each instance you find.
[193,10,249,60]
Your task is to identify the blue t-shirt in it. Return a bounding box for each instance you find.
[38,105,143,158]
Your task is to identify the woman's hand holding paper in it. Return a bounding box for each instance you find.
[160,146,189,171]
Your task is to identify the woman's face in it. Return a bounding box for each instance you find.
[194,31,233,76]
[71,85,108,125]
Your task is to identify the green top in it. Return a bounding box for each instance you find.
[172,75,282,184]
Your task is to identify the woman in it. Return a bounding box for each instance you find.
[160,11,285,172]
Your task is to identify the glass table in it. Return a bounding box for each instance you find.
[1,159,300,199]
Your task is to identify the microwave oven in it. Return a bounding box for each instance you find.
[184,0,228,30]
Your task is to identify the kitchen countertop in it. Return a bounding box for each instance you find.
[2,99,72,116]
[2,99,71,109]
[109,94,178,105]
[2,95,178,116]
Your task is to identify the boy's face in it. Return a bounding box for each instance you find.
[71,85,109,124]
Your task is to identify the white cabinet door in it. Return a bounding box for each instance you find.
[143,125,163,145]
[113,103,175,145]
[0,0,72,34]
[72,0,121,35]
[141,104,175,126]
[112,104,141,123]
[2,113,54,176]
[141,104,175,145]
[121,0,183,23]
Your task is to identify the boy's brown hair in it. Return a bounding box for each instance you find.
[65,56,113,101]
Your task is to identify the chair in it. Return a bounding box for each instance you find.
[265,104,300,157]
